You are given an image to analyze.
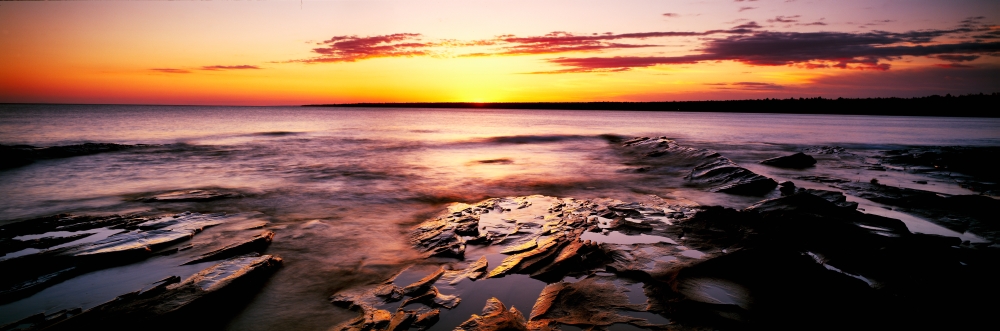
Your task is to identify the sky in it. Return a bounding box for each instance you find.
[0,0,998,105]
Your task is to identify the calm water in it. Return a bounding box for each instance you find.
[1,104,998,329]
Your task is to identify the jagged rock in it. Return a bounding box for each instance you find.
[183,231,274,265]
[689,157,778,195]
[487,235,568,279]
[456,298,528,331]
[42,254,282,331]
[402,268,445,296]
[620,137,778,195]
[450,256,489,285]
[500,238,537,255]
[386,311,417,331]
[529,239,602,280]
[412,309,440,328]
[331,266,462,331]
[529,276,648,328]
[410,219,467,258]
[760,152,817,168]
[401,286,461,309]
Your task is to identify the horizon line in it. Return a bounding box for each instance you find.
[2,92,996,108]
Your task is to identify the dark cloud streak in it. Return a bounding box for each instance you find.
[538,30,1000,73]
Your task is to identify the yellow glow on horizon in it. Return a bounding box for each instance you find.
[2,1,998,105]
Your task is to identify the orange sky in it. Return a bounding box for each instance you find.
[0,0,998,105]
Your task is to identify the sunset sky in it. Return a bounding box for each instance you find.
[1,0,998,105]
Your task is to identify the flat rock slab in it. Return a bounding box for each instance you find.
[41,254,282,331]
[71,230,192,258]
[183,231,274,265]
[0,212,238,303]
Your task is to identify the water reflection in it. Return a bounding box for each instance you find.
[1,105,998,329]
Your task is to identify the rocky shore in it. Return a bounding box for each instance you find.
[2,136,997,330]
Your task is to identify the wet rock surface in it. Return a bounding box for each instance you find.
[28,254,283,331]
[388,192,999,330]
[457,298,528,331]
[760,152,817,168]
[0,212,262,303]
[620,137,778,195]
[877,146,1000,195]
[0,143,148,170]
[835,181,1000,241]
[183,231,275,265]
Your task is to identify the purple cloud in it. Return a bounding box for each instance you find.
[537,30,1000,73]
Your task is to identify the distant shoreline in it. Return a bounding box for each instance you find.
[306,93,999,117]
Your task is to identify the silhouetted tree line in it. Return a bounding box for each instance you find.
[307,92,999,117]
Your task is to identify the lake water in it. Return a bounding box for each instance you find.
[1,104,998,329]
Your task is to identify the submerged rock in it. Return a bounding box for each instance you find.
[0,143,148,170]
[620,137,778,195]
[137,189,242,202]
[689,157,778,195]
[760,152,817,168]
